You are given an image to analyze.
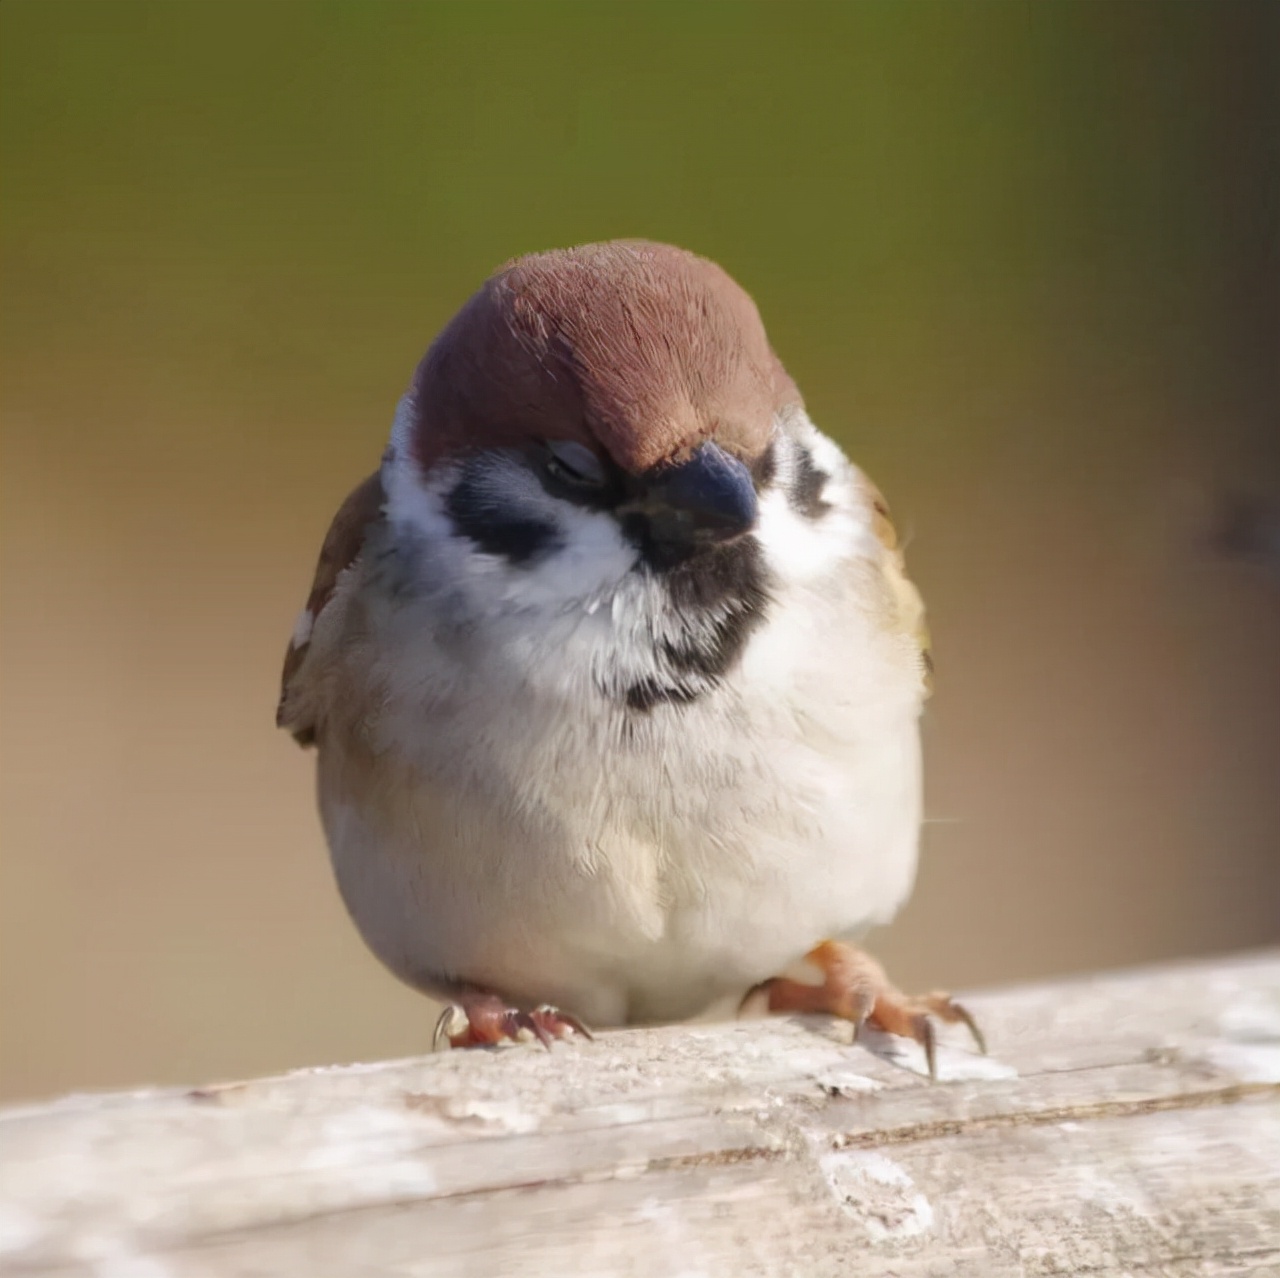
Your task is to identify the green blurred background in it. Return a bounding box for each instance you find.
[2,2,1277,1103]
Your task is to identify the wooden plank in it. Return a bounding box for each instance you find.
[1,950,1277,1276]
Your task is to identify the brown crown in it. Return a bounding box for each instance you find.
[407,240,800,475]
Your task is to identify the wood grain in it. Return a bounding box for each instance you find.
[2,950,1277,1276]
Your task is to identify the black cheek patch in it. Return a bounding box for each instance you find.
[789,445,832,519]
[445,468,562,565]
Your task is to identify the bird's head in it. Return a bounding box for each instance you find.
[384,240,811,576]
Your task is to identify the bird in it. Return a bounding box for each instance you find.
[277,239,982,1076]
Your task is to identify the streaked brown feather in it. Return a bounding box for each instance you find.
[277,472,385,745]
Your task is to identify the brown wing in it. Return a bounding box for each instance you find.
[276,472,385,746]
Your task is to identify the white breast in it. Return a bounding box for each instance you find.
[313,421,926,1026]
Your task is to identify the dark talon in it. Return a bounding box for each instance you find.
[921,992,987,1058]
[916,1014,937,1082]
[528,1005,595,1045]
[549,1008,595,1042]
[514,1010,555,1050]
[433,1004,459,1052]
[951,1001,987,1056]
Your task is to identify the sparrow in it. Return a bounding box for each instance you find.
[277,240,982,1075]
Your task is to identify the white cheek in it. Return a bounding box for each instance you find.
[383,448,637,610]
[783,406,846,472]
[755,487,864,585]
[803,424,850,477]
[755,413,881,585]
[499,505,639,609]
[383,452,459,541]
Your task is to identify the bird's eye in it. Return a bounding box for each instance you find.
[543,440,607,487]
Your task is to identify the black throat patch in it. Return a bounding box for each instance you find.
[623,534,772,712]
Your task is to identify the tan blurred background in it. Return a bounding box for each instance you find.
[2,2,1278,1105]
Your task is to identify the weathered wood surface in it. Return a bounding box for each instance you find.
[2,950,1278,1277]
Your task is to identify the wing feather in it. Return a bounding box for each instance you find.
[276,472,385,745]
[859,475,933,697]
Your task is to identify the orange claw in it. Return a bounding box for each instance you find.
[742,940,985,1080]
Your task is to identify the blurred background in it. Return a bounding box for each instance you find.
[2,1,1277,1104]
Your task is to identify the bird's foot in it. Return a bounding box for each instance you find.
[433,992,594,1051]
[741,940,985,1080]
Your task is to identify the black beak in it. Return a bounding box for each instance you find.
[626,442,758,561]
